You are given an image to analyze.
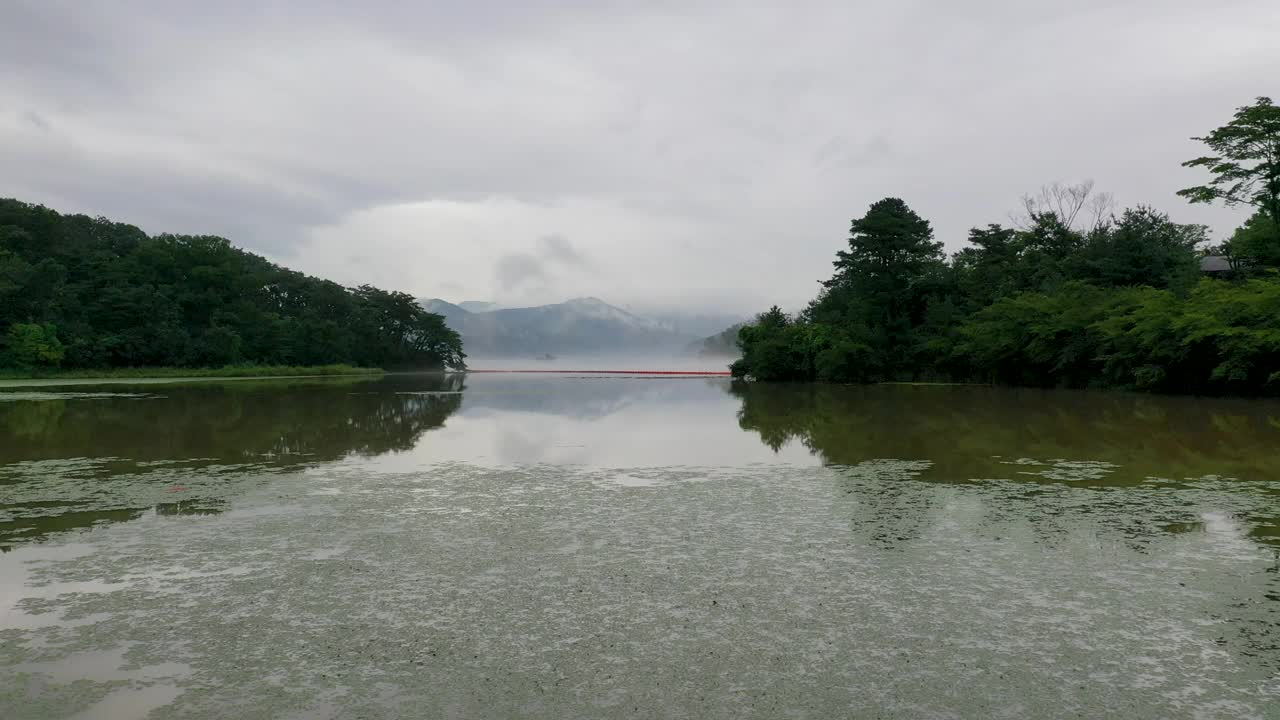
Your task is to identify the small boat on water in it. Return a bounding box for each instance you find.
[534,353,556,361]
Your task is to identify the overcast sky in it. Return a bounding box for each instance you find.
[1,1,1276,314]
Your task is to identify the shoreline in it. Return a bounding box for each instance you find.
[0,365,384,387]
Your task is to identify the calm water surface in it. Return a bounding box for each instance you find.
[1,374,1278,719]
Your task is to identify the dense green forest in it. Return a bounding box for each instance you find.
[732,97,1280,395]
[0,200,464,372]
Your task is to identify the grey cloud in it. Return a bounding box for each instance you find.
[488,235,590,301]
[0,115,349,253]
[813,135,894,172]
[22,111,51,132]
[539,234,588,267]
[1,0,1277,313]
[494,252,547,292]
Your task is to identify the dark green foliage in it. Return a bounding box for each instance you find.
[804,198,948,380]
[1016,213,1085,289]
[952,225,1022,309]
[957,278,1280,393]
[1179,97,1280,230]
[732,308,804,380]
[1227,211,1280,270]
[0,199,465,373]
[735,152,1279,395]
[1077,207,1204,290]
[0,364,378,380]
[958,282,1114,388]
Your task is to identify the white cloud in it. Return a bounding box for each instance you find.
[294,197,783,312]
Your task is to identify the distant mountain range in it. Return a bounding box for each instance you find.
[642,311,753,339]
[420,297,742,357]
[457,301,501,313]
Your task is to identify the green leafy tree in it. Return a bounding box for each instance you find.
[350,286,467,370]
[197,326,243,366]
[1015,212,1086,290]
[957,283,1114,388]
[0,198,465,373]
[733,307,799,380]
[1078,207,1205,289]
[734,178,1252,392]
[3,323,65,369]
[952,224,1022,309]
[821,198,944,313]
[0,246,34,328]
[756,305,789,330]
[1179,96,1280,262]
[1227,210,1280,269]
[808,198,945,377]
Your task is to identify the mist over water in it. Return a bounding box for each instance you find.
[463,353,736,372]
[1,375,1277,719]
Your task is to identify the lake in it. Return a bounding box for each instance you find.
[2,373,1278,719]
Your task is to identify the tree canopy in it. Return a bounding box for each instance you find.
[1178,96,1280,224]
[732,121,1280,395]
[0,199,465,372]
[1179,96,1280,270]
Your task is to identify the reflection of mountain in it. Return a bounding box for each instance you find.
[456,375,728,420]
[420,297,697,356]
[0,374,465,547]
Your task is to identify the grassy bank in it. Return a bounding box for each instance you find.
[0,364,384,380]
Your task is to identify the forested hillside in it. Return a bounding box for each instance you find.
[0,200,464,372]
[732,97,1280,395]
[689,324,745,357]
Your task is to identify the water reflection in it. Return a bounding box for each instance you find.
[731,381,1280,484]
[2,374,796,547]
[377,374,809,470]
[733,383,1280,548]
[728,384,1280,679]
[1,374,465,466]
[0,374,465,547]
[7,375,1280,550]
[1,375,1279,716]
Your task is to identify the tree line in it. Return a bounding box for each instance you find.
[732,97,1280,395]
[0,200,465,372]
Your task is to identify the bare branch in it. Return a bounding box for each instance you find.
[1012,180,1113,232]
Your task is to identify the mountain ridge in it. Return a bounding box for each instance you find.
[418,296,705,357]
